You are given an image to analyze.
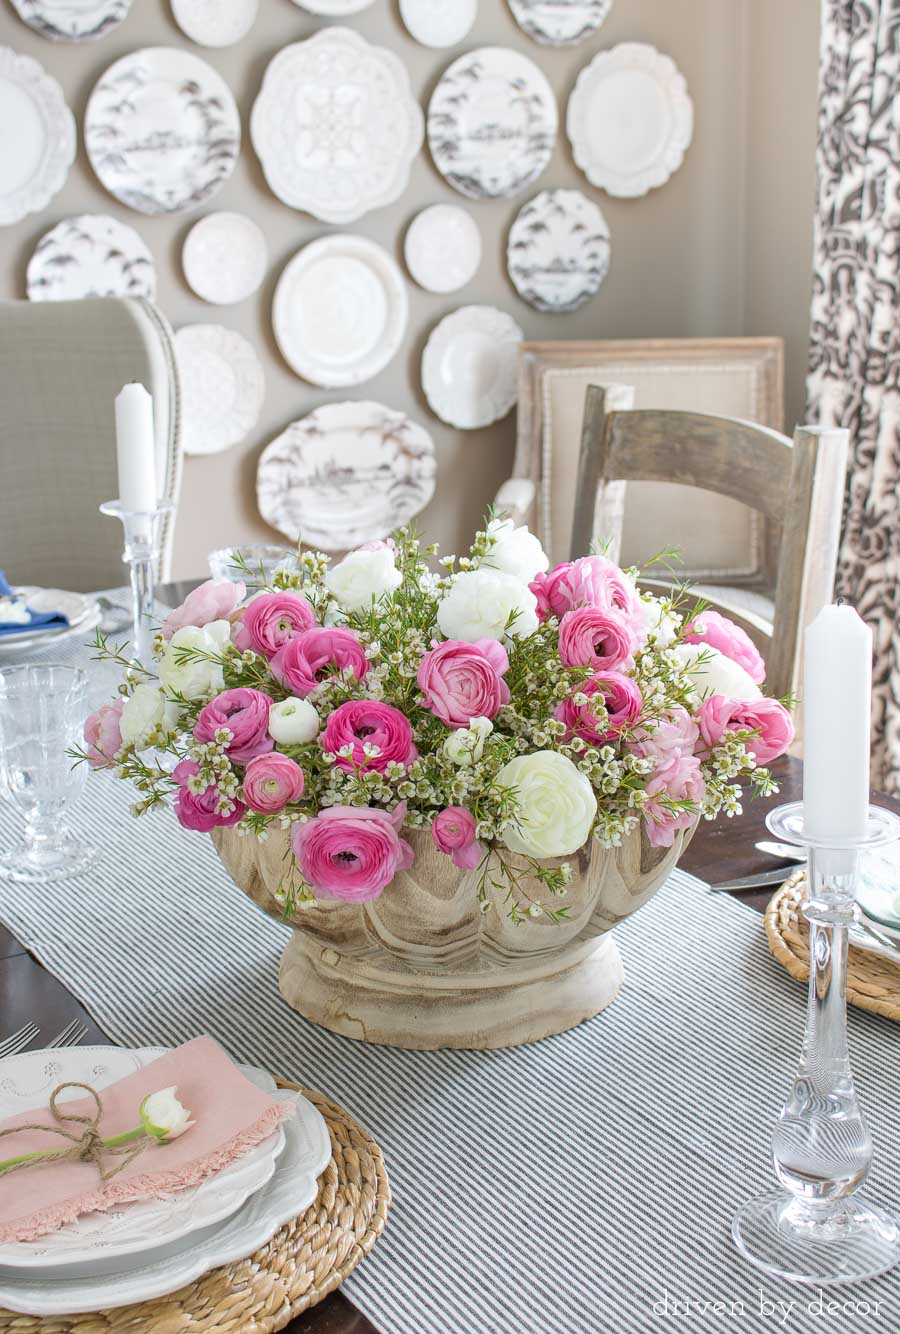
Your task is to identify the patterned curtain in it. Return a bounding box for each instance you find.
[807,0,900,792]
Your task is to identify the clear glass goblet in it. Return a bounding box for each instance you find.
[0,665,100,882]
[208,543,296,594]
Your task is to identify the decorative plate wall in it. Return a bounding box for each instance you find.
[421,305,523,430]
[175,324,265,457]
[250,27,423,224]
[427,47,557,200]
[183,211,267,305]
[399,0,477,48]
[172,0,258,47]
[404,204,481,294]
[566,42,694,197]
[27,214,156,301]
[257,401,437,551]
[507,0,612,46]
[0,47,75,226]
[507,189,610,313]
[273,234,408,388]
[85,47,240,215]
[9,0,133,42]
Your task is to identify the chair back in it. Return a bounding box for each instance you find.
[570,384,849,702]
[0,298,181,592]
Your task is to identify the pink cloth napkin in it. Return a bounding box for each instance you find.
[0,1036,295,1243]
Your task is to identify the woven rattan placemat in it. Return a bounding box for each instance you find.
[0,1083,390,1333]
[766,869,900,1022]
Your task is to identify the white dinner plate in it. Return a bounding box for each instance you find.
[404,204,481,294]
[9,0,132,42]
[0,47,75,226]
[421,305,523,430]
[175,324,265,457]
[289,0,374,12]
[182,211,268,305]
[85,47,241,215]
[172,0,258,47]
[273,235,408,388]
[0,588,100,658]
[507,189,610,313]
[257,400,437,551]
[427,46,557,200]
[507,0,612,46]
[399,0,477,47]
[566,42,694,197]
[27,215,156,303]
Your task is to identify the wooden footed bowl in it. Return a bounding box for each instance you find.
[212,823,695,1051]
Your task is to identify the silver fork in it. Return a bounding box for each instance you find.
[47,1019,88,1048]
[0,1022,40,1058]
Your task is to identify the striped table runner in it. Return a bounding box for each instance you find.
[0,629,898,1332]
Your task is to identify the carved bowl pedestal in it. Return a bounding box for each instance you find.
[212,823,695,1051]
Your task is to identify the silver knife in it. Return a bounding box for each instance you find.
[708,865,798,892]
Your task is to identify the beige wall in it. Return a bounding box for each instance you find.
[0,0,820,579]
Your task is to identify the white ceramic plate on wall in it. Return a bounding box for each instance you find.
[9,0,133,42]
[27,214,156,301]
[507,0,612,46]
[0,47,75,226]
[175,324,266,457]
[506,189,610,313]
[182,211,268,305]
[399,0,477,47]
[421,305,523,429]
[172,0,259,47]
[289,0,374,12]
[404,204,482,294]
[273,235,408,388]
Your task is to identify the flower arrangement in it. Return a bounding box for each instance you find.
[80,519,793,925]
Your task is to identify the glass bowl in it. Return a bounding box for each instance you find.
[208,544,296,592]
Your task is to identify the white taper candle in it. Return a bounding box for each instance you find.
[115,383,157,513]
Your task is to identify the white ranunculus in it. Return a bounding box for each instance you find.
[140,1086,194,1141]
[673,643,762,702]
[120,684,181,747]
[497,750,597,858]
[158,620,231,701]
[268,696,320,745]
[325,544,402,612]
[482,518,549,583]
[437,570,539,643]
[442,715,493,767]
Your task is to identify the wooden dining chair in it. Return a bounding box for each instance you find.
[568,384,849,704]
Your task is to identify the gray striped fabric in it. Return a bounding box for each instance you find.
[0,634,898,1332]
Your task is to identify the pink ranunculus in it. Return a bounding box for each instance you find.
[530,556,641,623]
[231,591,316,657]
[558,606,638,673]
[684,610,766,685]
[172,759,244,833]
[321,700,417,773]
[698,694,794,765]
[161,579,245,640]
[642,754,706,849]
[291,802,413,902]
[270,627,369,698]
[554,671,643,746]
[83,699,124,769]
[242,752,305,814]
[417,638,510,728]
[629,706,699,768]
[193,688,274,764]
[432,806,485,870]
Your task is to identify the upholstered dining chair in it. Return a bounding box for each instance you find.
[0,297,181,592]
[565,383,850,706]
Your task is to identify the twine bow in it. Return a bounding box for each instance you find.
[0,1081,149,1180]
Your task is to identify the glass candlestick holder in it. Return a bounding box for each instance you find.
[732,799,900,1283]
[99,500,174,667]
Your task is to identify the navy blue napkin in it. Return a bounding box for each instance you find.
[0,571,69,637]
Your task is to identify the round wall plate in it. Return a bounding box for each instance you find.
[175,324,266,457]
[421,305,523,430]
[27,214,156,302]
[172,0,259,47]
[404,204,482,294]
[399,0,477,47]
[507,189,610,313]
[183,211,268,305]
[9,0,132,42]
[507,0,612,46]
[0,47,75,225]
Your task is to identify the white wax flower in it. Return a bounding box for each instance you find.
[325,544,402,612]
[269,696,320,744]
[442,716,493,767]
[120,683,181,747]
[640,595,680,648]
[158,621,231,701]
[482,518,549,583]
[437,570,539,643]
[673,643,762,702]
[140,1086,194,1141]
[497,750,597,858]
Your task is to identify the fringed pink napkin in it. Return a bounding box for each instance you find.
[0,1036,295,1243]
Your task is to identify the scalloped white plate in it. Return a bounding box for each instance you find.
[0,47,75,226]
[508,0,612,46]
[9,0,132,42]
[175,324,266,457]
[507,189,609,313]
[422,305,523,429]
[27,214,156,302]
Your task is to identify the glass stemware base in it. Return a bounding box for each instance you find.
[0,830,100,883]
[733,1191,900,1283]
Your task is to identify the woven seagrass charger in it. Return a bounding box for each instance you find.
[766,869,900,1022]
[0,1083,390,1333]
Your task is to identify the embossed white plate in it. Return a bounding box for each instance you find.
[9,0,132,42]
[85,47,241,215]
[273,235,407,388]
[257,401,437,550]
[421,305,522,429]
[399,0,477,47]
[0,47,75,226]
[0,588,100,658]
[183,211,267,305]
[428,46,556,200]
[507,188,609,313]
[175,324,265,457]
[172,0,258,47]
[251,27,422,224]
[566,42,694,197]
[0,1046,293,1272]
[404,204,481,294]
[27,214,156,302]
[508,0,611,46]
